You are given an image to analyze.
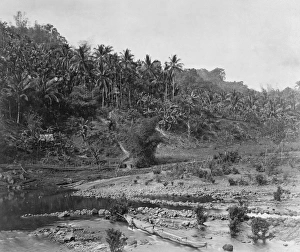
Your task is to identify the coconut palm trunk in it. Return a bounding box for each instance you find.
[17,95,21,124]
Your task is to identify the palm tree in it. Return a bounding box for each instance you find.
[36,76,62,105]
[139,54,161,96]
[167,55,183,100]
[2,75,36,123]
[162,63,171,101]
[70,44,94,90]
[107,52,121,108]
[93,44,113,65]
[93,61,112,107]
[93,45,114,106]
[120,49,136,108]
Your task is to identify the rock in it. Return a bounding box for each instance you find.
[223,244,233,251]
[181,221,190,227]
[104,210,111,218]
[283,243,288,246]
[91,208,98,215]
[98,209,106,217]
[128,239,138,246]
[138,239,149,245]
[50,227,59,233]
[58,211,70,218]
[81,209,88,215]
[56,230,65,236]
[7,175,14,184]
[137,207,144,212]
[64,232,75,242]
[187,212,193,218]
[92,244,108,251]
[189,220,197,226]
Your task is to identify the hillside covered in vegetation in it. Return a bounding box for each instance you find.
[1,12,300,166]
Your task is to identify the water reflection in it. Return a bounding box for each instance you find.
[0,189,114,231]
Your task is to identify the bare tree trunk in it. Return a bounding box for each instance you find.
[128,88,131,108]
[172,79,175,100]
[165,82,168,101]
[17,96,20,124]
[102,89,105,108]
[8,100,12,119]
[187,119,191,139]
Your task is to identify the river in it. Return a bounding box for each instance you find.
[0,189,299,252]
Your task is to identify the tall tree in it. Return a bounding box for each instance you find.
[120,49,136,108]
[167,55,183,100]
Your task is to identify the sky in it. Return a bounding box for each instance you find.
[1,0,300,90]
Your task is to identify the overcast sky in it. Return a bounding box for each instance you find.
[1,0,300,90]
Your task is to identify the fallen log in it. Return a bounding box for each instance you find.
[123,214,207,248]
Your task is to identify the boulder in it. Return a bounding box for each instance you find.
[7,175,14,184]
[91,208,98,215]
[92,244,108,251]
[223,244,233,251]
[104,210,111,218]
[58,211,70,218]
[64,232,75,242]
[128,239,138,246]
[181,221,190,227]
[138,239,149,245]
[80,209,88,215]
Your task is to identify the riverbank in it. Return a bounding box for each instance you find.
[2,139,300,251]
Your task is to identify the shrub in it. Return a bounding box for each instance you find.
[152,167,161,174]
[196,168,209,178]
[273,186,283,201]
[232,167,240,174]
[213,150,241,164]
[169,164,185,179]
[283,171,290,181]
[254,163,265,172]
[155,174,162,183]
[256,174,267,185]
[194,206,208,225]
[251,217,270,242]
[222,164,232,175]
[265,155,281,175]
[108,196,129,221]
[228,205,247,222]
[228,205,247,237]
[208,159,217,170]
[271,176,282,184]
[238,178,249,186]
[210,167,223,176]
[194,168,214,182]
[163,181,168,186]
[106,228,128,252]
[229,217,240,237]
[228,178,237,186]
[121,116,164,168]
[178,181,184,187]
[144,178,153,185]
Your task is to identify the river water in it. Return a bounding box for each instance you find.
[0,189,299,252]
[0,189,115,252]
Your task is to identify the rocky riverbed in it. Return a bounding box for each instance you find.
[68,166,300,251]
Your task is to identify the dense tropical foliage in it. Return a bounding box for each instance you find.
[1,12,300,165]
